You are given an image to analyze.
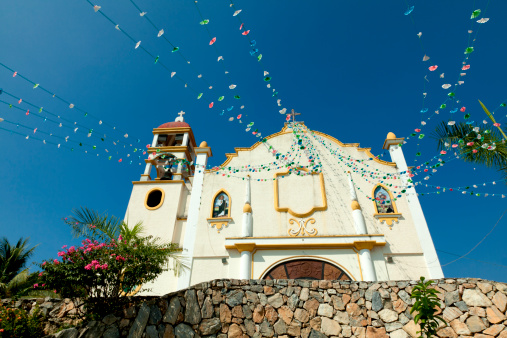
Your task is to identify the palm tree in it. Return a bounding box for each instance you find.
[64,207,186,275]
[0,237,38,297]
[433,121,507,181]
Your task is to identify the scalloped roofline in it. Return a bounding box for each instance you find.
[214,123,397,169]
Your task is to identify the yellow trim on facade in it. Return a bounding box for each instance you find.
[144,188,165,210]
[256,255,358,281]
[211,123,397,170]
[147,146,192,162]
[215,125,292,168]
[353,240,377,251]
[274,167,327,218]
[225,241,386,251]
[312,131,397,167]
[236,243,256,253]
[132,180,185,185]
[225,234,385,240]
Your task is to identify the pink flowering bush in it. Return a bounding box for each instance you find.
[37,234,181,317]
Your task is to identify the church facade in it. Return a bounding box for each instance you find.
[124,116,443,295]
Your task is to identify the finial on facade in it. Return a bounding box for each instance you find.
[199,141,208,147]
[243,203,252,213]
[175,111,185,122]
[351,201,361,210]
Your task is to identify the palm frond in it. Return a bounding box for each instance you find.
[433,121,507,181]
[66,207,123,241]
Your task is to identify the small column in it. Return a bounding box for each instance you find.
[348,173,377,281]
[242,203,253,237]
[354,242,377,281]
[241,176,253,237]
[237,243,255,280]
[383,132,444,279]
[177,141,212,290]
[141,134,159,181]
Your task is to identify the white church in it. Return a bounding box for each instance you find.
[124,114,443,295]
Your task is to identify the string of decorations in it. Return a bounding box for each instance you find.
[85,0,273,141]
[0,62,141,143]
[401,4,494,164]
[226,0,288,115]
[125,0,214,90]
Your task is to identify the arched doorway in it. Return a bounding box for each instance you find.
[262,259,351,280]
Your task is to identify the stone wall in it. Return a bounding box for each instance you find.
[4,278,507,338]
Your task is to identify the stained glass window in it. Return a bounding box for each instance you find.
[374,186,395,214]
[212,192,230,218]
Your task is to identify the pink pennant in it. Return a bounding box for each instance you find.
[13,72,17,77]
[462,65,470,70]
[252,131,257,135]
[428,65,438,71]
[237,114,242,119]
[142,151,146,155]
[209,102,214,108]
[472,149,478,153]
[239,23,243,30]
[34,128,37,133]
[146,144,150,148]
[467,142,474,146]
[452,144,458,148]
[494,122,501,127]
[26,110,29,115]
[242,30,250,36]
[415,129,421,132]
[18,99,22,104]
[118,159,122,163]
[209,37,216,45]
[460,107,466,112]
[286,114,290,121]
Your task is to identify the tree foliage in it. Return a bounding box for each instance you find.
[36,207,186,318]
[433,121,507,181]
[410,276,447,337]
[0,237,38,298]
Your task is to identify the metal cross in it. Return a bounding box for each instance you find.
[289,109,301,122]
[178,111,185,118]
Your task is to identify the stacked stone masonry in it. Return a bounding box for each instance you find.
[4,278,507,337]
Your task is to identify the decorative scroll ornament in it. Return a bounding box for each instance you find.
[288,218,317,237]
[208,218,232,233]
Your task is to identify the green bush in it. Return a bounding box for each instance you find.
[36,235,181,318]
[0,303,44,337]
[410,276,447,337]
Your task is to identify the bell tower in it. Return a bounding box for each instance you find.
[124,113,212,295]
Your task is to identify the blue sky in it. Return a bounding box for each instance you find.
[1,0,506,282]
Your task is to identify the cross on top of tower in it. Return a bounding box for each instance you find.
[288,109,301,123]
[175,110,185,122]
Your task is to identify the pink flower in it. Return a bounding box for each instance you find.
[42,284,45,287]
[118,235,123,242]
[39,272,43,277]
[84,264,92,270]
[57,251,65,257]
[53,259,59,264]
[62,245,67,249]
[42,261,46,266]
[33,284,38,288]
[86,239,92,244]
[101,264,108,270]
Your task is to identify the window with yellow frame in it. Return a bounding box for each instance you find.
[211,189,231,218]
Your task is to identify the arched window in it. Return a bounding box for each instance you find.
[372,184,397,214]
[211,190,231,218]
